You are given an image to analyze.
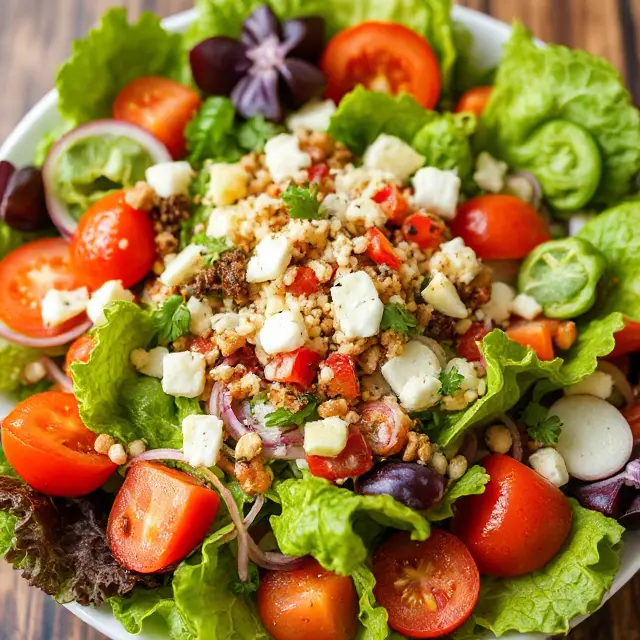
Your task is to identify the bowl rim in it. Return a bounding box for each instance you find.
[1,5,638,640]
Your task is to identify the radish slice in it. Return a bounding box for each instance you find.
[550,395,633,481]
[0,317,92,348]
[42,120,172,238]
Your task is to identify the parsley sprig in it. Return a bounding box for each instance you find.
[380,303,418,336]
[439,367,464,396]
[152,295,191,343]
[522,402,563,445]
[193,232,231,266]
[281,184,323,220]
[265,395,319,428]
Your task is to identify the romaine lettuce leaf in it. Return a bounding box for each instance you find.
[454,500,624,639]
[352,564,391,640]
[0,222,28,261]
[476,24,640,209]
[427,465,489,521]
[0,511,16,556]
[271,473,429,575]
[56,8,185,124]
[71,302,183,449]
[186,0,456,95]
[0,338,41,394]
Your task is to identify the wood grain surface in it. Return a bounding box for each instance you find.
[0,1,639,639]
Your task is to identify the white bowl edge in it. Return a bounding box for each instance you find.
[0,5,637,640]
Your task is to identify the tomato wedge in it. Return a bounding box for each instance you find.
[453,454,572,577]
[366,227,401,269]
[373,184,409,225]
[258,559,359,640]
[107,461,220,574]
[320,22,441,109]
[373,529,480,638]
[457,322,490,361]
[65,334,96,376]
[402,213,446,250]
[0,237,85,338]
[70,190,156,290]
[611,319,640,357]
[113,76,202,159]
[1,392,116,497]
[287,266,321,297]
[323,353,360,400]
[307,427,373,481]
[264,348,322,387]
[454,86,493,117]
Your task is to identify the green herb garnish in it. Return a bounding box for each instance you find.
[265,395,319,427]
[439,367,464,396]
[152,295,191,343]
[193,232,231,266]
[380,303,418,336]
[522,401,563,445]
[281,184,323,220]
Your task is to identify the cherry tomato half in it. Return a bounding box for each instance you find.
[307,428,373,482]
[402,213,446,250]
[373,184,409,226]
[457,322,490,362]
[258,559,359,640]
[264,348,322,388]
[453,454,572,577]
[323,353,360,401]
[321,22,441,109]
[113,76,202,159]
[70,190,156,290]
[65,334,96,376]
[610,319,640,357]
[452,195,551,260]
[366,227,401,270]
[0,238,85,339]
[107,461,220,574]
[454,86,493,118]
[1,392,116,497]
[373,529,480,638]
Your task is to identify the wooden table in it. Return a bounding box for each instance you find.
[1,0,639,638]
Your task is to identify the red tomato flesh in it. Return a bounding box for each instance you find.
[264,348,322,388]
[457,322,490,362]
[452,195,551,260]
[0,237,85,338]
[321,22,441,109]
[70,190,156,290]
[623,402,640,441]
[308,162,330,183]
[107,461,220,574]
[307,427,373,481]
[286,266,321,297]
[373,184,409,225]
[373,529,480,638]
[324,353,360,401]
[258,559,359,640]
[113,76,202,159]
[506,321,555,361]
[402,213,445,250]
[611,319,640,357]
[65,334,96,376]
[1,392,116,497]
[453,454,572,577]
[366,227,401,270]
[454,86,493,118]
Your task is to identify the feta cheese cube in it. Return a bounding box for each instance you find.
[481,282,516,325]
[473,152,507,193]
[87,280,135,326]
[246,234,293,283]
[412,167,461,220]
[286,99,336,132]
[529,448,569,487]
[399,375,442,411]
[207,163,249,206]
[422,272,468,319]
[145,161,194,198]
[511,293,543,321]
[430,237,481,285]
[331,271,384,338]
[264,134,311,183]
[131,346,169,378]
[187,297,213,336]
[565,371,614,400]
[320,192,350,220]
[206,205,237,239]
[334,167,395,194]
[182,414,224,468]
[381,340,442,397]
[41,287,89,328]
[162,351,206,398]
[259,310,307,354]
[303,417,349,457]
[345,197,387,228]
[159,244,205,287]
[211,312,240,333]
[363,134,425,183]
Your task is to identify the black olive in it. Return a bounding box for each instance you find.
[0,165,51,232]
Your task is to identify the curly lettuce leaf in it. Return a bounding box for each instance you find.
[477,24,640,209]
[455,500,624,639]
[186,0,456,95]
[56,8,185,124]
[427,465,489,521]
[352,564,391,640]
[71,302,183,449]
[271,473,429,575]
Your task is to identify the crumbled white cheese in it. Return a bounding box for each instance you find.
[41,288,89,328]
[320,192,350,220]
[211,312,240,333]
[481,282,516,325]
[529,448,569,487]
[264,133,311,183]
[159,244,205,287]
[412,167,461,220]
[511,293,543,321]
[345,197,387,228]
[399,375,442,411]
[206,163,249,206]
[331,271,384,338]
[286,100,336,132]
[430,237,481,285]
[363,134,425,183]
[445,358,484,395]
[422,272,468,319]
[87,280,135,326]
[187,297,213,336]
[130,346,169,379]
[303,417,349,457]
[145,161,194,198]
[162,351,206,398]
[259,310,307,355]
[206,205,238,239]
[182,414,224,468]
[246,234,293,283]
[473,152,507,193]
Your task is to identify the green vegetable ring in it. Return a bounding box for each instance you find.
[518,237,606,319]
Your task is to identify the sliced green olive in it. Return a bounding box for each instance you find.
[518,237,606,319]
[514,120,602,211]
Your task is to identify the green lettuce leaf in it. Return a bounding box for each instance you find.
[186,0,456,95]
[455,500,624,639]
[451,21,496,96]
[0,338,41,394]
[0,510,16,556]
[271,473,429,575]
[56,8,185,124]
[427,465,489,521]
[476,24,640,209]
[352,564,391,640]
[0,222,28,261]
[71,302,183,449]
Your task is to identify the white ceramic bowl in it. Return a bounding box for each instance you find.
[1,6,638,640]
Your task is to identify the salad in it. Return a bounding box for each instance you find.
[1,1,640,639]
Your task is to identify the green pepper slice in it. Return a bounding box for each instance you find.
[518,237,606,319]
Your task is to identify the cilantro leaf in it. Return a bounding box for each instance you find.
[265,396,319,428]
[522,401,563,445]
[237,116,285,153]
[192,232,231,266]
[380,303,418,336]
[281,184,322,220]
[440,367,464,396]
[152,295,191,343]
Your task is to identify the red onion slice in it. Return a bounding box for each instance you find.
[0,317,92,349]
[246,535,306,571]
[42,120,172,238]
[40,356,73,393]
[497,414,523,461]
[125,448,187,469]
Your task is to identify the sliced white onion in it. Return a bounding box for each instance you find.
[42,120,172,238]
[40,356,73,392]
[597,361,635,407]
[550,395,633,481]
[0,317,92,348]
